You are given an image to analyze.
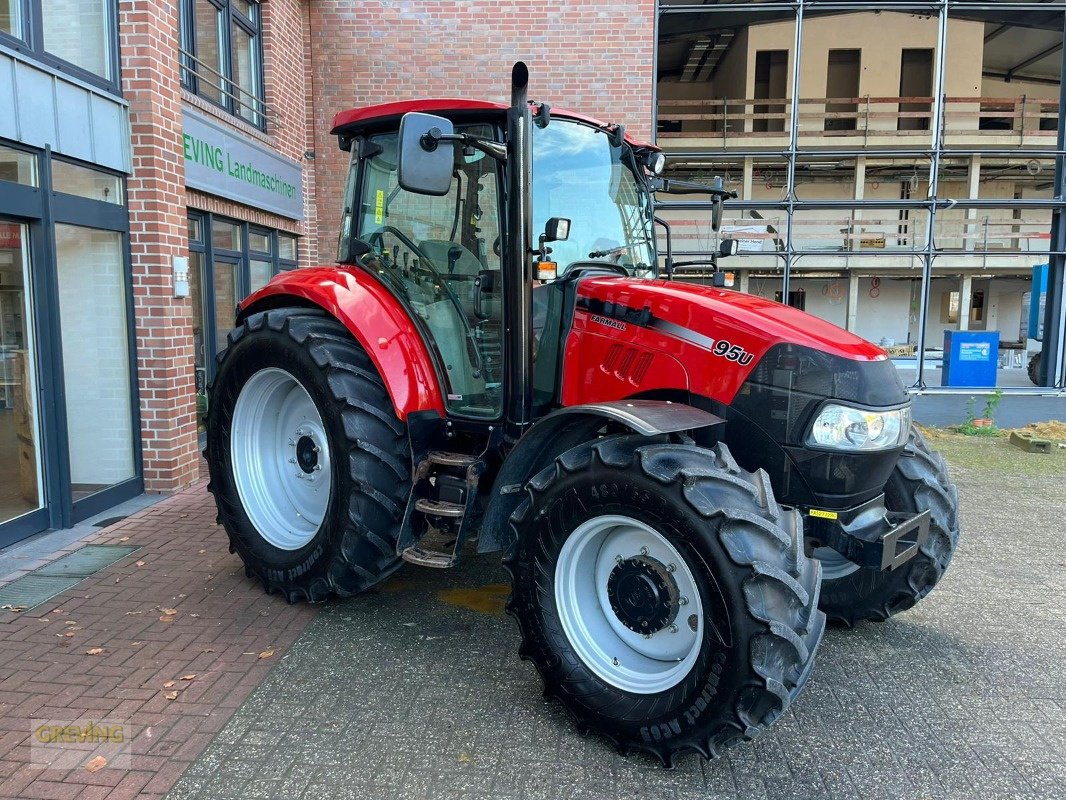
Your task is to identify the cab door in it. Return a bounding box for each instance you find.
[351,126,505,420]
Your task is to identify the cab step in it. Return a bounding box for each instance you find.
[414,498,465,518]
[400,546,458,569]
[425,451,480,468]
[396,450,488,569]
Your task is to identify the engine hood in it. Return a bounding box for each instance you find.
[576,276,887,362]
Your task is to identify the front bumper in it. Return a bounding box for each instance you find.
[803,494,930,571]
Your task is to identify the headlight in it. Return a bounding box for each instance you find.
[807,403,911,452]
[646,151,666,175]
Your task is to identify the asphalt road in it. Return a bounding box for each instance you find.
[166,438,1066,800]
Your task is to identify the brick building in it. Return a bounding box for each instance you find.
[0,0,655,547]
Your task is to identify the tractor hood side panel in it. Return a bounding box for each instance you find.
[565,276,889,407]
[238,267,446,420]
[561,277,910,509]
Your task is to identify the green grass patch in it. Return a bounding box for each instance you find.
[922,428,1066,477]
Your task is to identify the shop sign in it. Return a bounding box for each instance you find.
[181,108,304,220]
[0,224,21,250]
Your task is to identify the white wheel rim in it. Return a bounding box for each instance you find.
[554,515,704,695]
[813,546,860,579]
[231,368,331,550]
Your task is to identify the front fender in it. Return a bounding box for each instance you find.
[238,266,445,420]
[477,400,724,553]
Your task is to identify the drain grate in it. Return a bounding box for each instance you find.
[0,575,83,613]
[35,545,140,578]
[93,516,128,528]
[0,545,140,616]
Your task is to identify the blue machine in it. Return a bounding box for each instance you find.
[1028,263,1048,341]
[942,330,1000,387]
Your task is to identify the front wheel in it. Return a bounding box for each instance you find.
[815,427,960,625]
[206,307,411,602]
[505,435,824,764]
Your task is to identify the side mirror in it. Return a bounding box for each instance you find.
[398,112,455,196]
[543,217,571,242]
[719,238,739,257]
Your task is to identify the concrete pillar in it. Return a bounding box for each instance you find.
[738,269,750,294]
[959,274,972,331]
[965,156,981,251]
[742,157,753,201]
[846,273,860,332]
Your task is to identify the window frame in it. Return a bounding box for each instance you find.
[0,0,122,94]
[187,211,299,382]
[180,0,266,130]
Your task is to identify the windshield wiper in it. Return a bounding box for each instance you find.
[588,238,651,259]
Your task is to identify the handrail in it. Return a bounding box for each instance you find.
[179,48,268,128]
[657,94,1059,138]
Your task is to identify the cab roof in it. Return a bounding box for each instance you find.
[330,98,657,150]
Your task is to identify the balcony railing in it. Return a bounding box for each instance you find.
[663,213,1053,257]
[657,95,1060,141]
[180,48,268,130]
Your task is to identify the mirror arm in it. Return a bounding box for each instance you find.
[420,128,507,162]
[653,215,674,279]
[650,177,737,199]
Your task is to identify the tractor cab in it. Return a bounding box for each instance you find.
[330,97,663,424]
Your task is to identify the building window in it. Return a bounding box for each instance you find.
[0,1,119,88]
[180,0,265,129]
[186,212,299,426]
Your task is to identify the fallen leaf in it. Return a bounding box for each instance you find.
[458,752,472,764]
[180,674,197,681]
[201,648,215,653]
[51,608,64,614]
[124,611,142,616]
[86,648,103,656]
[136,561,145,567]
[258,649,274,659]
[161,608,178,616]
[63,632,75,638]
[38,617,49,622]
[118,536,129,542]
[131,641,143,646]
[164,691,178,700]
[85,756,107,773]
[158,616,173,623]
[190,613,200,618]
[198,549,206,554]
[1,604,27,612]
[163,680,175,688]
[64,620,77,626]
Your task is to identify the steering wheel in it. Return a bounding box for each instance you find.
[365,227,487,378]
[365,227,441,281]
[560,261,630,280]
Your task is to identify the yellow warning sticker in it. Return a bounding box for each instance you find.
[808,508,838,520]
[374,189,384,224]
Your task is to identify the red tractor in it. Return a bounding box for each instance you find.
[206,63,959,764]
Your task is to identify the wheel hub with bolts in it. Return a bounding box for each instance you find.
[606,555,680,635]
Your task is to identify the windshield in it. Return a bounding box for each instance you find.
[532,120,656,277]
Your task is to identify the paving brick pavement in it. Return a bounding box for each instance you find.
[163,442,1066,800]
[0,481,318,800]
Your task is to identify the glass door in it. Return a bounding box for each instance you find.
[212,254,240,356]
[0,218,45,535]
[54,224,136,505]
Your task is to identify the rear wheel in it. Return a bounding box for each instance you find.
[1028,351,1041,386]
[206,307,410,602]
[815,427,960,625]
[505,435,824,764]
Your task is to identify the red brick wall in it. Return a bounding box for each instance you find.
[119,0,314,492]
[120,0,200,492]
[305,0,657,262]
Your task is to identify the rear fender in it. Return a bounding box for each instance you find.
[478,400,723,553]
[237,267,446,419]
